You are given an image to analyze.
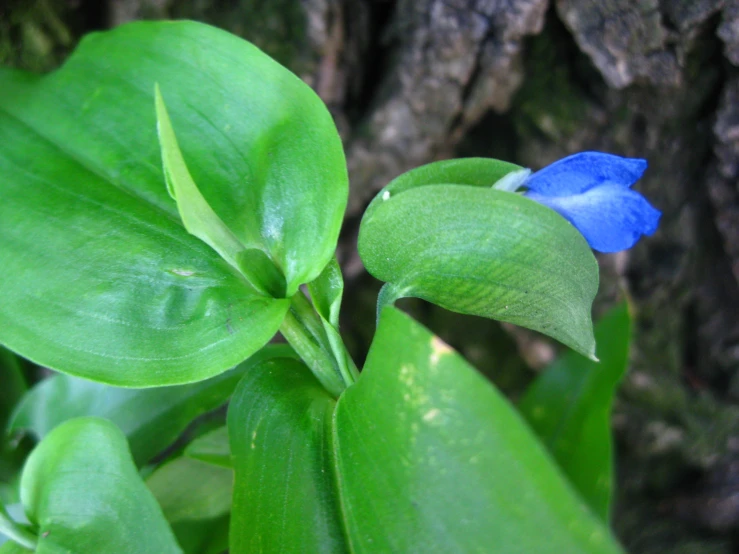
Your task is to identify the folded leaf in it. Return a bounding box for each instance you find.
[360,178,599,358]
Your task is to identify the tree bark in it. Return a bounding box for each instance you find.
[2,0,739,551]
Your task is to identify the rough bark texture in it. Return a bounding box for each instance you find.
[2,0,739,551]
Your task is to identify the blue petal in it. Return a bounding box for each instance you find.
[526,183,661,253]
[526,152,647,197]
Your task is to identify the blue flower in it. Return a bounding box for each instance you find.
[522,151,661,253]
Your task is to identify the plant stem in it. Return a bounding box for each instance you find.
[280,289,362,397]
[289,290,332,351]
[290,290,360,385]
[323,322,360,385]
[279,309,345,398]
[0,503,37,550]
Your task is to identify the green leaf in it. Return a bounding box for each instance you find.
[331,307,621,552]
[518,302,632,521]
[0,542,32,553]
[370,157,522,199]
[228,357,348,554]
[8,344,295,466]
[184,426,231,469]
[0,19,348,386]
[306,257,358,385]
[227,308,622,552]
[0,502,34,551]
[359,172,599,358]
[307,257,343,328]
[170,516,229,554]
[147,456,232,523]
[20,417,181,553]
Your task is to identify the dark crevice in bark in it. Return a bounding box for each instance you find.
[455,110,518,160]
[344,0,398,124]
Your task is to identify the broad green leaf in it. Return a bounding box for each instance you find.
[0,20,348,386]
[228,308,622,552]
[8,345,295,466]
[228,358,347,554]
[147,456,232,523]
[0,542,32,553]
[332,307,622,552]
[185,426,231,468]
[359,176,599,358]
[20,417,181,553]
[519,302,632,521]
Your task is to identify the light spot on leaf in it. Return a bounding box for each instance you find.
[430,336,453,366]
[170,268,195,277]
[423,408,440,422]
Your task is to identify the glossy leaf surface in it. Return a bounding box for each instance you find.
[333,307,621,552]
[0,20,348,385]
[359,177,599,357]
[228,308,622,552]
[20,417,181,553]
[9,345,295,466]
[519,302,632,521]
[228,357,347,554]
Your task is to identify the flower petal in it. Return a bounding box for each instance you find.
[526,152,647,197]
[526,183,661,253]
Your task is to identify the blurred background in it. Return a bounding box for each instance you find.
[2,0,738,551]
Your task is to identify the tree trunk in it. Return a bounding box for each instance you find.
[3,0,739,551]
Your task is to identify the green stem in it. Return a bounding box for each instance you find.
[280,291,361,397]
[0,503,37,550]
[279,309,345,398]
[323,322,359,385]
[289,290,332,351]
